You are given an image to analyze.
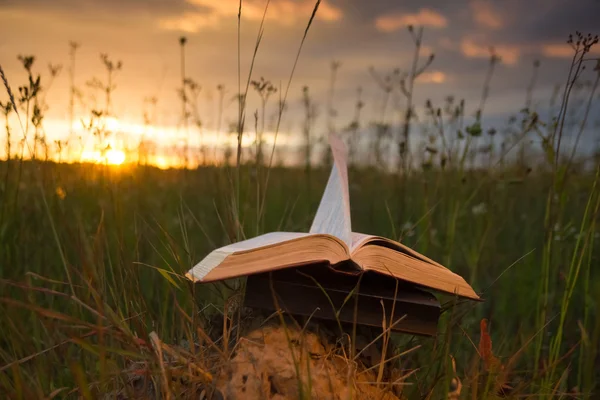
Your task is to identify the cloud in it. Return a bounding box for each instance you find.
[542,43,600,58]
[438,37,456,51]
[460,37,520,65]
[470,0,503,29]
[159,12,221,32]
[159,0,342,33]
[375,8,447,32]
[416,71,447,83]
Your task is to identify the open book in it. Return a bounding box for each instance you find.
[186,133,480,301]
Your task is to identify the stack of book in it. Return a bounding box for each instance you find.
[186,133,481,336]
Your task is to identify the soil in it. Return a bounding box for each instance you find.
[112,312,409,399]
[216,321,405,400]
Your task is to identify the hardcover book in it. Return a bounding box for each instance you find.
[186,133,480,303]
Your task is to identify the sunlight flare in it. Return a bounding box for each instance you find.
[80,148,127,165]
[106,149,126,165]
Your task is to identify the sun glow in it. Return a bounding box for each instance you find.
[8,116,300,169]
[106,149,126,165]
[80,148,127,165]
[154,156,170,170]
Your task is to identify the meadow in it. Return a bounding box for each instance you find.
[0,9,599,399]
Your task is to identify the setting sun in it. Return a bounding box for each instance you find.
[105,149,126,165]
[80,148,127,165]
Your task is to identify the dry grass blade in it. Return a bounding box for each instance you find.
[353,315,407,361]
[24,272,78,287]
[260,0,323,218]
[376,299,388,385]
[447,356,462,400]
[155,339,213,383]
[359,344,421,375]
[149,331,172,400]
[46,387,69,399]
[481,249,536,295]
[0,297,83,324]
[195,326,226,359]
[0,330,96,373]
[392,368,419,385]
[0,279,70,298]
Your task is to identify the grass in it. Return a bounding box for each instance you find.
[0,6,599,398]
[0,160,598,398]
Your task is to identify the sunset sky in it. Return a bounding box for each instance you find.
[0,0,599,166]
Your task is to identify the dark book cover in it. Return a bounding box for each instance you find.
[243,261,441,337]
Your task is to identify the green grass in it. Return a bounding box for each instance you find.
[0,158,598,398]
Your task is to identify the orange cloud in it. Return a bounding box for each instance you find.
[160,12,220,32]
[375,8,448,32]
[460,38,520,65]
[439,37,456,51]
[542,43,600,58]
[470,0,503,29]
[417,71,447,84]
[421,45,435,55]
[160,0,342,32]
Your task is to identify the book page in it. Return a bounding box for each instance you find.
[351,232,373,251]
[350,232,444,268]
[354,246,480,300]
[309,132,353,248]
[187,232,311,281]
[349,232,479,299]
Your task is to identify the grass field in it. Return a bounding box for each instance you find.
[0,8,599,398]
[0,157,598,398]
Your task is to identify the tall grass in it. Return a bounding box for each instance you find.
[0,10,599,400]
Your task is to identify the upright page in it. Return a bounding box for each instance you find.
[309,132,353,248]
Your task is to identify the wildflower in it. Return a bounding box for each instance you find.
[401,221,415,237]
[55,186,66,200]
[553,222,561,232]
[471,202,487,216]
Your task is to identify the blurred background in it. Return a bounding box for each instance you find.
[1,0,599,168]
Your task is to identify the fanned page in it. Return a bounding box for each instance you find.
[186,232,311,281]
[351,232,444,268]
[350,232,480,300]
[309,132,353,248]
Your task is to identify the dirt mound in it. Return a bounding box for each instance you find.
[112,313,409,399]
[215,322,404,400]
